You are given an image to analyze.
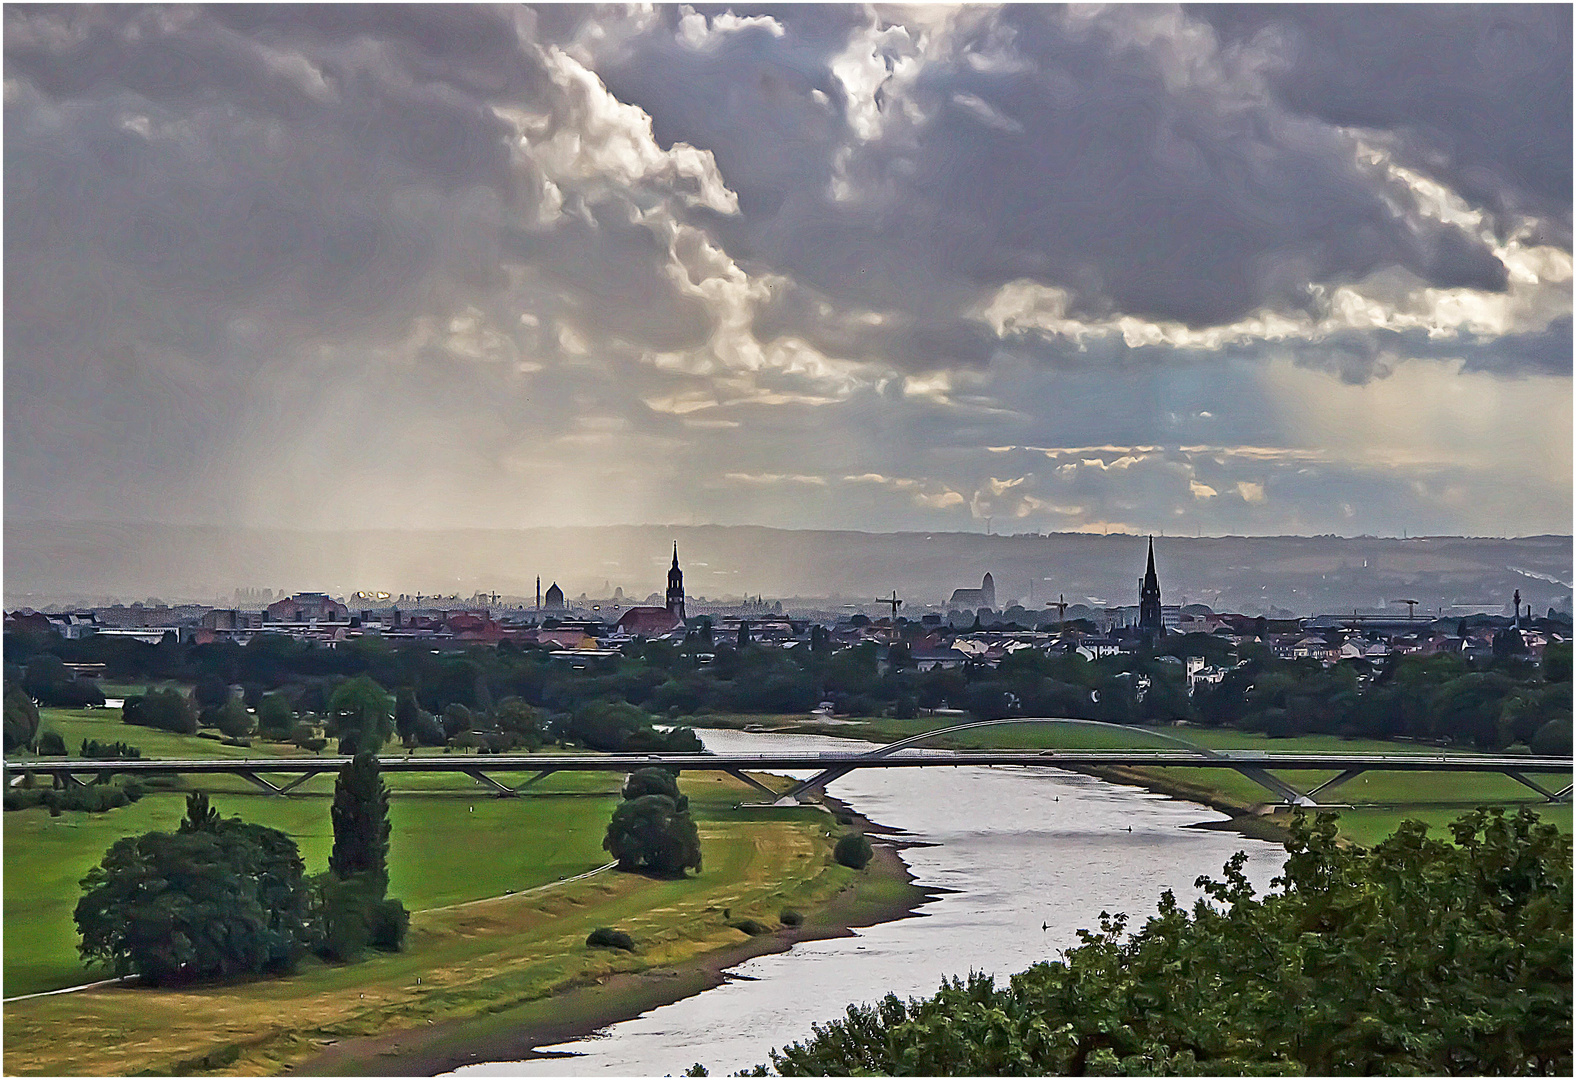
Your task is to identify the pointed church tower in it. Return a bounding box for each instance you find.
[666,543,686,621]
[1139,536,1163,643]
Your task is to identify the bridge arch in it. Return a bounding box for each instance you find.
[770,716,1315,805]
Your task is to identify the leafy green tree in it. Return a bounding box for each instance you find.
[762,809,1572,1077]
[216,696,255,738]
[604,793,702,877]
[833,832,873,870]
[1544,641,1572,683]
[441,703,473,739]
[75,803,313,984]
[122,688,197,735]
[256,694,295,740]
[623,767,687,806]
[1531,717,1573,756]
[3,680,40,752]
[327,675,393,755]
[329,754,390,888]
[394,687,420,746]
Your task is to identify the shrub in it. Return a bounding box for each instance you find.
[35,730,66,756]
[315,873,377,963]
[834,832,873,870]
[728,917,771,936]
[779,908,804,927]
[368,898,409,952]
[5,784,141,814]
[586,927,635,951]
[80,739,140,759]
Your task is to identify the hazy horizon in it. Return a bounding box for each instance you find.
[7,522,1571,620]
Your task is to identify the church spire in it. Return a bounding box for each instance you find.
[666,543,686,621]
[1142,535,1160,597]
[1139,535,1163,643]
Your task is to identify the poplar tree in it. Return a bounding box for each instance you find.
[329,753,390,887]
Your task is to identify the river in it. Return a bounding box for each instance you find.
[454,728,1286,1076]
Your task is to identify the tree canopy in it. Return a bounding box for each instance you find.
[604,790,702,878]
[75,795,313,984]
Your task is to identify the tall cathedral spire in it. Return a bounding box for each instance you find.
[666,543,686,621]
[1139,536,1163,643]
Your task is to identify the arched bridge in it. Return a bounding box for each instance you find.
[4,718,1570,807]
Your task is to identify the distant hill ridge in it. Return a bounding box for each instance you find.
[5,521,1571,617]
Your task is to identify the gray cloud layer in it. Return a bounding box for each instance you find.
[5,4,1570,541]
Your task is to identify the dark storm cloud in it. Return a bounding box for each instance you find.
[3,4,1568,540]
[596,1,1525,360]
[1196,3,1574,238]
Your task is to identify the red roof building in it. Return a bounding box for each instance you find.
[616,606,682,636]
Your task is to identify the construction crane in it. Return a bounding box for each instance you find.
[1390,599,1420,620]
[1055,593,1068,626]
[880,591,903,621]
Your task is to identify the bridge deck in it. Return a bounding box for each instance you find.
[4,750,1571,776]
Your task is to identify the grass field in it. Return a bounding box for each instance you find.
[4,788,858,1076]
[4,703,877,1075]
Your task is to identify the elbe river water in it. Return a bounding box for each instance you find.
[454,728,1286,1076]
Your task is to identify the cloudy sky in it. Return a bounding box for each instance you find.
[6,3,1571,539]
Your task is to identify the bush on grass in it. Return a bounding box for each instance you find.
[833,832,873,870]
[586,927,636,951]
[779,908,804,927]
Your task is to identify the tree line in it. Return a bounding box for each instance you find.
[5,629,1571,759]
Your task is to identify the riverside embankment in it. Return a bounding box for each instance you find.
[448,728,1288,1076]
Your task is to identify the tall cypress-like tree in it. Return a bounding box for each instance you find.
[329,753,390,888]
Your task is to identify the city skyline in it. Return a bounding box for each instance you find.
[4,4,1571,547]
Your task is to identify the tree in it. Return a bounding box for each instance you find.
[761,809,1572,1077]
[326,675,394,755]
[604,793,702,877]
[329,753,390,887]
[623,766,687,807]
[394,687,420,746]
[75,800,313,985]
[3,680,40,752]
[441,703,473,739]
[256,693,295,740]
[216,696,255,738]
[122,688,197,735]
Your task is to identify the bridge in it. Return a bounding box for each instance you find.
[4,716,1571,808]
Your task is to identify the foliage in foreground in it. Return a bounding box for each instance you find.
[756,809,1571,1077]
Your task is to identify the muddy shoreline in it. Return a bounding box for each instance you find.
[293,798,936,1077]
